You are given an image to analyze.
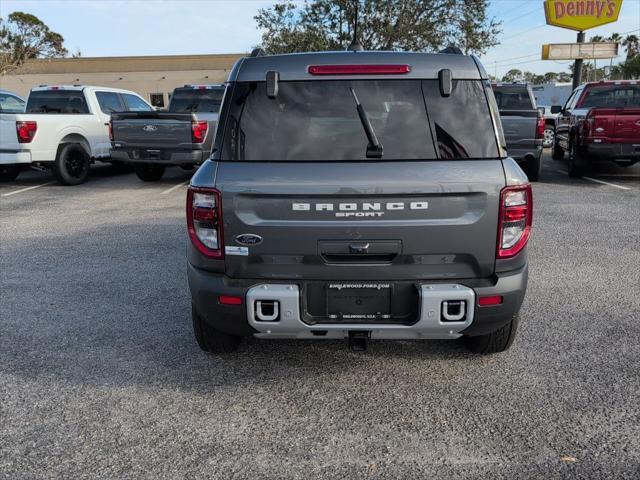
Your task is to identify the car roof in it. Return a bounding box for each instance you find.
[30,85,143,95]
[229,50,487,82]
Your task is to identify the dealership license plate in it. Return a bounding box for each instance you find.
[326,283,391,320]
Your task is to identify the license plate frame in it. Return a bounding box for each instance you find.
[326,283,392,321]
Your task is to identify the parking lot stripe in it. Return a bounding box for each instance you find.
[161,181,189,195]
[581,176,631,191]
[1,181,55,197]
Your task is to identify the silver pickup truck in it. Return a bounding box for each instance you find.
[186,49,532,355]
[110,84,224,181]
[491,83,544,181]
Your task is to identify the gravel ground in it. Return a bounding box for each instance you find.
[1,156,639,479]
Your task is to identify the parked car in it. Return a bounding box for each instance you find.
[537,105,561,148]
[491,82,544,181]
[187,49,532,355]
[110,84,225,182]
[0,85,152,184]
[0,90,25,113]
[0,90,27,181]
[552,80,640,176]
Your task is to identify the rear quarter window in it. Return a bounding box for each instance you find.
[26,90,89,114]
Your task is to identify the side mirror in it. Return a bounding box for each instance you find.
[550,105,562,114]
[266,71,279,99]
[438,69,452,97]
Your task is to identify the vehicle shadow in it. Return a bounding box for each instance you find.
[0,220,482,393]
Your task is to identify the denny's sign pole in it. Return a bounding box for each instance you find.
[544,0,624,89]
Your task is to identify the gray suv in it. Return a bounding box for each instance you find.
[187,50,532,354]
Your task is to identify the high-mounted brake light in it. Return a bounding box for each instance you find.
[16,121,37,143]
[187,187,224,258]
[191,121,208,143]
[497,184,532,259]
[308,64,411,75]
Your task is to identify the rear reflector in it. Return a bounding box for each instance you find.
[219,295,242,306]
[478,295,503,307]
[308,64,411,75]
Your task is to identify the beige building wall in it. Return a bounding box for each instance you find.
[0,54,244,107]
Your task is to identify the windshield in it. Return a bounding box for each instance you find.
[580,84,640,108]
[169,88,224,113]
[26,90,89,114]
[492,86,534,110]
[220,80,500,161]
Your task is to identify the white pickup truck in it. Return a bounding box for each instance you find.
[0,85,152,184]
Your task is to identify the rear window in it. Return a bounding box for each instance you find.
[492,86,534,110]
[580,84,640,108]
[169,88,224,113]
[26,90,89,114]
[220,80,500,161]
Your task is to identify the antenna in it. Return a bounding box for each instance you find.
[347,0,364,52]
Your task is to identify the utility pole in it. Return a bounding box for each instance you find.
[572,31,585,90]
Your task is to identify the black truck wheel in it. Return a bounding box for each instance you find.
[135,165,165,182]
[53,143,90,185]
[551,141,564,161]
[463,315,519,354]
[192,305,242,354]
[0,165,21,182]
[523,155,541,182]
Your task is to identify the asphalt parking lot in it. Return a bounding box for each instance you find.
[1,154,639,479]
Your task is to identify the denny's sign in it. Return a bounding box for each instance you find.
[544,0,623,31]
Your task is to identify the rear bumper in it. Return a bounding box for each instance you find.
[187,264,528,340]
[585,142,640,163]
[111,148,206,166]
[0,150,32,165]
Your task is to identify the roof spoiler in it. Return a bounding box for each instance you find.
[439,45,463,55]
[250,48,266,57]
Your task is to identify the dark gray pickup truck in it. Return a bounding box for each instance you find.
[187,50,532,355]
[492,83,544,181]
[110,85,224,181]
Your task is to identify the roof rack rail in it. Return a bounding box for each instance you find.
[250,48,266,57]
[440,45,463,55]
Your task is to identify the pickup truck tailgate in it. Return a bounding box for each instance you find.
[614,108,640,141]
[111,112,193,147]
[217,160,504,281]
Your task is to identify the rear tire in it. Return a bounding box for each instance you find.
[552,141,564,161]
[0,165,21,182]
[523,155,541,182]
[134,164,165,182]
[53,143,90,186]
[463,315,519,354]
[568,140,585,178]
[192,305,242,354]
[542,127,555,148]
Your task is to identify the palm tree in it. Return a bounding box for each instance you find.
[622,34,639,60]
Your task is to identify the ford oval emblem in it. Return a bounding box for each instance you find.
[143,125,158,132]
[235,234,263,246]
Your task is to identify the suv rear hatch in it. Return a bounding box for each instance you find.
[214,78,506,281]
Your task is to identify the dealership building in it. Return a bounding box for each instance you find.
[1,53,243,108]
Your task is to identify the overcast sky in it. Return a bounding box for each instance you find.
[3,0,640,77]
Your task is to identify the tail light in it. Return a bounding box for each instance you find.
[191,121,208,143]
[108,120,114,141]
[187,187,223,258]
[497,184,533,259]
[535,116,545,139]
[16,121,37,143]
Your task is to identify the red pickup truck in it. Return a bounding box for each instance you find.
[552,81,640,176]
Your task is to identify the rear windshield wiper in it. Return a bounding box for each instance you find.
[349,88,383,159]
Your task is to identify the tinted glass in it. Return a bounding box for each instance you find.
[220,80,499,161]
[491,86,534,110]
[26,90,89,114]
[122,94,152,112]
[169,88,224,113]
[0,93,25,113]
[96,91,125,114]
[580,84,640,108]
[426,80,500,159]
